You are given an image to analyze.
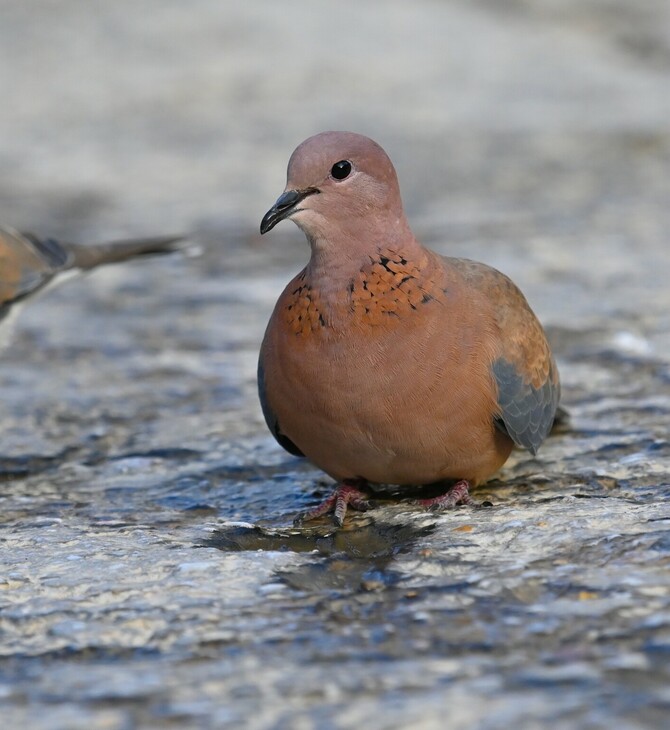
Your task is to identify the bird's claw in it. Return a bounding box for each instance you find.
[413,480,476,511]
[294,480,372,526]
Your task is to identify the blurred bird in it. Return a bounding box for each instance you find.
[0,225,187,345]
[259,131,560,525]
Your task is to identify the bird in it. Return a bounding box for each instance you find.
[258,132,560,526]
[0,225,187,345]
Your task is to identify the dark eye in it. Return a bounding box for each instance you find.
[330,160,352,180]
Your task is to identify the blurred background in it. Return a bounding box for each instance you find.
[1,2,669,729]
[3,1,669,234]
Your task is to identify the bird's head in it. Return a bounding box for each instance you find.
[260,131,409,249]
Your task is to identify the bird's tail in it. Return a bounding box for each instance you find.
[63,235,191,270]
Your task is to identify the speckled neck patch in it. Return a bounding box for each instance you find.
[349,249,438,323]
[284,249,442,334]
[284,270,326,335]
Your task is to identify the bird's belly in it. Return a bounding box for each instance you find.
[268,332,512,486]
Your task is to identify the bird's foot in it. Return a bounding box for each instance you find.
[294,479,372,527]
[413,480,477,511]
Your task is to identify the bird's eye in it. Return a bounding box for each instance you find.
[330,160,352,180]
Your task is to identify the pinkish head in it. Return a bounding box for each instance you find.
[260,132,408,247]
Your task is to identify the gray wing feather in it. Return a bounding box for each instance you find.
[22,233,72,269]
[492,357,560,455]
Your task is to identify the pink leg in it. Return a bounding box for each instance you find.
[294,479,372,526]
[413,479,476,511]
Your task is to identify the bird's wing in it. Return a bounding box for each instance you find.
[257,354,305,457]
[452,258,560,455]
[0,227,72,312]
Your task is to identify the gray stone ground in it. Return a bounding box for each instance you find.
[1,1,669,728]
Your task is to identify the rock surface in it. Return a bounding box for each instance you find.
[0,1,669,728]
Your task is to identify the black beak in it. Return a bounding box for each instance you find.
[260,188,319,234]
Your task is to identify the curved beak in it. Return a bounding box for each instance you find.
[260,187,320,234]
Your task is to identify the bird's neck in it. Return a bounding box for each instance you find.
[302,226,433,329]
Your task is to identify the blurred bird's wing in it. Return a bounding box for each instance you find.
[0,226,72,313]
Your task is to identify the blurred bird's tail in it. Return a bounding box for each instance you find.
[64,235,192,270]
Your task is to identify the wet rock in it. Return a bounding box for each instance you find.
[0,1,669,728]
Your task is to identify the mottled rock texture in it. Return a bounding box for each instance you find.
[1,1,669,728]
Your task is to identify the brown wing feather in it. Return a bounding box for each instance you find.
[450,257,560,454]
[257,352,305,457]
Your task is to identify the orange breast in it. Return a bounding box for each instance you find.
[261,254,513,486]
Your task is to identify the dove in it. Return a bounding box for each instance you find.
[0,226,185,346]
[258,132,560,525]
